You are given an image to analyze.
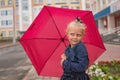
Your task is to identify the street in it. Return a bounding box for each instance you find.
[0,43,32,80]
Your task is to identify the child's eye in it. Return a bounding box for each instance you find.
[77,34,82,37]
[70,33,74,36]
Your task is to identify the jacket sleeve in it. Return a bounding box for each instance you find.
[63,45,89,72]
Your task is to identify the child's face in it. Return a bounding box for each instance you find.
[67,26,83,47]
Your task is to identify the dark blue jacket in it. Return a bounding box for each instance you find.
[63,42,89,73]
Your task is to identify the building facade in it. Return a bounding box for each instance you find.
[0,0,91,39]
[0,0,19,39]
[91,0,120,34]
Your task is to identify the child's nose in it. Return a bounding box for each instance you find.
[73,35,77,38]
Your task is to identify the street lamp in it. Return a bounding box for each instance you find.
[13,0,16,44]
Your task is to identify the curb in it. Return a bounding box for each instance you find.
[0,42,19,49]
[22,66,33,80]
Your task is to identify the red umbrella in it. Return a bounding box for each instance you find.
[19,6,106,77]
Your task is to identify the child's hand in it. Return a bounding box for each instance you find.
[61,53,65,58]
[61,54,66,65]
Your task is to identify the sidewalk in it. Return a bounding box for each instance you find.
[23,66,60,80]
[96,43,120,62]
[0,41,15,48]
[23,43,120,80]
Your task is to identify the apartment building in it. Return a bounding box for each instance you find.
[91,0,120,34]
[0,0,91,39]
[0,0,19,39]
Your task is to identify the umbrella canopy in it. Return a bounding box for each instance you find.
[20,6,106,77]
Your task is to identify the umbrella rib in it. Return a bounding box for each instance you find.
[63,41,67,47]
[63,36,67,47]
[84,42,106,50]
[45,7,62,38]
[32,38,60,40]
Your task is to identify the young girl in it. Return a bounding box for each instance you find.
[60,17,90,80]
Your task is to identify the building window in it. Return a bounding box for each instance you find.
[0,10,12,16]
[8,0,12,6]
[16,20,19,25]
[9,31,13,37]
[117,19,120,26]
[1,21,4,26]
[100,0,105,7]
[61,6,68,8]
[101,0,105,6]
[16,9,19,15]
[1,20,12,26]
[1,31,6,37]
[8,20,12,25]
[70,0,79,1]
[22,16,29,26]
[8,10,12,15]
[102,0,105,4]
[16,0,19,6]
[46,0,51,5]
[1,10,5,16]
[1,20,6,26]
[72,2,79,4]
[62,0,67,2]
[22,0,28,10]
[34,0,37,3]
[39,7,42,11]
[5,10,8,16]
[6,20,8,25]
[54,0,60,3]
[0,0,5,6]
[76,6,80,9]
[33,8,38,18]
[33,7,42,18]
[70,0,80,4]
[39,0,43,4]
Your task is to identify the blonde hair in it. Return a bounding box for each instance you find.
[66,19,86,35]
